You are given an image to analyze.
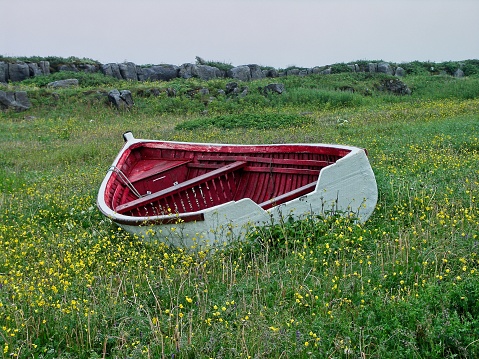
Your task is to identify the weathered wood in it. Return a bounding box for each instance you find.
[259,181,317,210]
[115,161,247,214]
[97,133,378,247]
[129,159,191,183]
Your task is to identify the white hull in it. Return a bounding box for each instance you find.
[98,135,377,249]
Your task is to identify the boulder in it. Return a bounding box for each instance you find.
[227,65,251,82]
[166,87,177,97]
[139,65,179,81]
[348,64,360,72]
[179,63,196,79]
[263,68,278,78]
[77,64,99,73]
[195,56,207,65]
[39,61,50,75]
[261,83,285,95]
[454,69,464,78]
[28,63,43,77]
[119,62,138,81]
[0,91,31,111]
[248,64,265,80]
[58,64,79,72]
[377,62,393,75]
[368,63,378,73]
[240,87,249,97]
[225,82,238,94]
[376,78,411,95]
[8,62,30,82]
[394,67,406,77]
[286,68,300,76]
[0,62,7,83]
[179,63,222,80]
[197,65,223,80]
[223,82,248,96]
[108,89,134,110]
[101,63,122,79]
[47,79,79,88]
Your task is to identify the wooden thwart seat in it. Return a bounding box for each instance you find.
[128,159,191,183]
[259,181,317,210]
[197,155,332,168]
[115,161,247,214]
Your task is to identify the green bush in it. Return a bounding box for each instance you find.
[19,71,119,87]
[175,112,313,130]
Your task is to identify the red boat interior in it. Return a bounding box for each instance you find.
[105,143,350,220]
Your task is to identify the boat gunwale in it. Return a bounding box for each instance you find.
[97,134,367,226]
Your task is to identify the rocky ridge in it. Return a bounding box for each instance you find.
[2,59,453,85]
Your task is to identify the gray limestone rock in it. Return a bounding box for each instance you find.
[197,65,223,80]
[261,83,285,95]
[248,64,265,80]
[180,63,223,80]
[77,64,99,73]
[8,62,30,82]
[108,89,134,110]
[376,78,411,95]
[227,65,251,82]
[119,62,138,81]
[101,63,122,79]
[0,62,7,83]
[368,63,378,73]
[47,79,79,88]
[378,62,393,75]
[28,63,43,77]
[39,61,50,75]
[394,67,406,77]
[0,91,31,111]
[139,65,179,81]
[454,69,465,78]
[58,64,79,72]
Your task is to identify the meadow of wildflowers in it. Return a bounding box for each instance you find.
[0,68,478,358]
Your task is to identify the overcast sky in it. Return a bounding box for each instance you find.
[2,0,478,69]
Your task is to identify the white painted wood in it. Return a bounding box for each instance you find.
[97,133,378,249]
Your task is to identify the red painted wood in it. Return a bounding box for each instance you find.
[244,166,320,176]
[198,155,332,167]
[128,159,191,183]
[103,139,357,221]
[259,181,317,210]
[115,161,247,214]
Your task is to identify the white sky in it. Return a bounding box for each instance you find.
[2,0,478,69]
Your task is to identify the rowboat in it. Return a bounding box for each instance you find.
[97,132,377,248]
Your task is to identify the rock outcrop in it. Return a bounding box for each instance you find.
[47,79,79,88]
[0,62,7,83]
[138,65,179,82]
[0,57,471,84]
[118,62,138,81]
[261,83,285,95]
[0,90,31,111]
[376,78,411,95]
[179,63,223,80]
[101,63,122,79]
[108,89,134,110]
[8,62,31,82]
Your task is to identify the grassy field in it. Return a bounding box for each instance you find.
[1,64,479,358]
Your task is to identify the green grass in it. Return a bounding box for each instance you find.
[1,66,479,358]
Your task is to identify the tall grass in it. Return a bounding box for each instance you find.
[0,69,478,358]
